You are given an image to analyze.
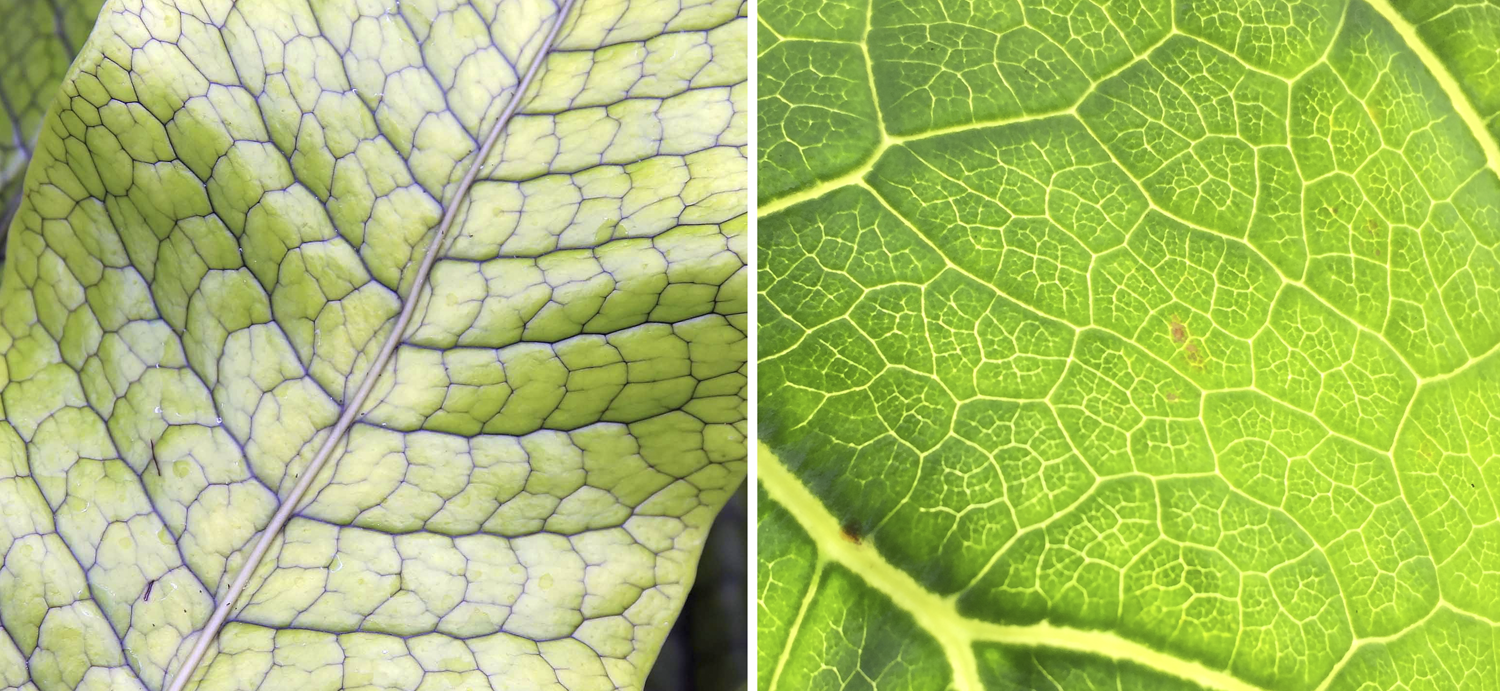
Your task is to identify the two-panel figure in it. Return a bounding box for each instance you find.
[0,0,1493,689]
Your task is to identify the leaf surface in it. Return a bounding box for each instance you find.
[0,0,747,688]
[0,0,108,241]
[757,0,1500,689]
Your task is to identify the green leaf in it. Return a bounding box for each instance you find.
[1393,0,1500,147]
[0,0,109,243]
[0,0,747,688]
[757,0,1500,689]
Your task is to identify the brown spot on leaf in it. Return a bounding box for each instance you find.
[840,520,863,545]
[1184,341,1207,367]
[1170,321,1187,343]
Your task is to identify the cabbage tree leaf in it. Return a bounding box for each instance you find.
[758,0,1500,688]
[0,0,747,688]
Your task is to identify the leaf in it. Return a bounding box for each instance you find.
[0,0,109,244]
[1392,0,1500,146]
[757,0,1500,689]
[0,0,747,688]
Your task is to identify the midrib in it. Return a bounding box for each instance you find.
[1362,0,1500,176]
[163,2,580,688]
[757,441,1271,691]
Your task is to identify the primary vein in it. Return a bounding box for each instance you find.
[1363,0,1500,176]
[162,2,579,686]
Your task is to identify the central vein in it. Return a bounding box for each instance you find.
[163,2,580,687]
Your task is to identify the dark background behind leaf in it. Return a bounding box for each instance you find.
[645,485,747,691]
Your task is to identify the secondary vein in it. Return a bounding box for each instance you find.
[757,441,1273,691]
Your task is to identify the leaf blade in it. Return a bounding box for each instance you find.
[0,0,747,688]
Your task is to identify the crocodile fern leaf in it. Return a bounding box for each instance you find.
[0,0,747,688]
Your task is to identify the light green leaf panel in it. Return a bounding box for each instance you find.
[758,0,1500,688]
[0,0,746,688]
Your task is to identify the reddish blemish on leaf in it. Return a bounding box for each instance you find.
[1170,321,1187,343]
[1184,341,1206,367]
[840,520,863,545]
